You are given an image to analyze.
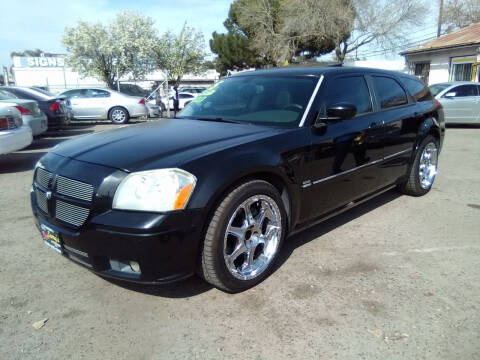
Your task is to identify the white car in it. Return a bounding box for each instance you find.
[0,89,48,136]
[164,92,197,110]
[0,105,33,155]
[58,88,149,124]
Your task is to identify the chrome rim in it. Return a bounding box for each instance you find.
[112,109,126,122]
[223,195,282,280]
[419,142,438,189]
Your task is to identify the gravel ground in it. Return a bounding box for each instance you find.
[0,122,479,360]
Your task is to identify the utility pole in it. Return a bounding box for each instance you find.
[437,0,444,38]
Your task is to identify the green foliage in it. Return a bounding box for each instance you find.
[210,31,262,75]
[211,0,354,70]
[154,24,207,84]
[62,11,158,89]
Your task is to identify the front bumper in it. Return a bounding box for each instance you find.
[30,156,205,284]
[31,200,204,283]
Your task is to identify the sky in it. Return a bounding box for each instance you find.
[0,0,440,67]
[0,0,232,67]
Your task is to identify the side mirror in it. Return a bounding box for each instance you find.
[326,103,357,120]
[444,92,456,98]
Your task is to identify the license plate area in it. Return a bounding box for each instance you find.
[40,223,62,253]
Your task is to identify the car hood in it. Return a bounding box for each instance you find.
[51,119,279,172]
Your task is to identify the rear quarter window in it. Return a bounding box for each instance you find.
[372,76,408,109]
[401,77,432,102]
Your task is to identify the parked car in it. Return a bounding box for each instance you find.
[178,87,207,95]
[0,89,48,136]
[31,67,445,292]
[0,105,32,154]
[0,86,70,129]
[164,92,196,110]
[58,88,149,124]
[429,81,480,124]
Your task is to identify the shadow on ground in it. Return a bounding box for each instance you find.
[105,190,402,298]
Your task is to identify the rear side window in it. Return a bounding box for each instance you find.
[401,77,432,102]
[446,85,478,97]
[372,76,408,109]
[324,76,372,115]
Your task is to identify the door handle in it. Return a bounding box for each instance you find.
[369,122,377,128]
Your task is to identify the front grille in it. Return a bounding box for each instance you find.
[34,169,94,228]
[56,176,94,202]
[35,189,49,214]
[55,200,90,227]
[36,168,53,189]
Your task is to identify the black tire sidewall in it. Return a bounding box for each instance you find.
[206,181,287,292]
[411,135,439,195]
[109,107,129,124]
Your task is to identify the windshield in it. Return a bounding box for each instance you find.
[177,75,317,126]
[429,84,450,97]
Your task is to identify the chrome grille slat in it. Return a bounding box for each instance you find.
[36,168,53,189]
[35,189,48,214]
[56,176,94,202]
[55,200,90,227]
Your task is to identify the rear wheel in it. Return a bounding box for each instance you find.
[400,135,439,196]
[109,107,130,124]
[199,180,287,293]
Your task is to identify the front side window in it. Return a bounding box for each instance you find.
[323,76,372,115]
[178,75,317,126]
[372,76,408,109]
[446,85,478,97]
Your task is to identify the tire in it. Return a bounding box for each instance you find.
[199,180,287,293]
[399,135,439,196]
[109,107,130,124]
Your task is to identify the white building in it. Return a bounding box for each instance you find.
[11,55,220,94]
[401,23,480,85]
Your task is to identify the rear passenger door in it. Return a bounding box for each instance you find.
[369,75,421,184]
[306,74,384,220]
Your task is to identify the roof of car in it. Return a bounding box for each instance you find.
[429,81,476,86]
[228,66,406,78]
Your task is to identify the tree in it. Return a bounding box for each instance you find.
[154,24,206,85]
[334,0,428,63]
[231,0,354,66]
[442,0,480,32]
[10,49,47,57]
[62,11,158,89]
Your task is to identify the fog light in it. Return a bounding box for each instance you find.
[109,259,141,275]
[129,261,140,273]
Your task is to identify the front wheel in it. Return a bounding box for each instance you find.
[109,107,130,124]
[199,180,287,292]
[400,135,439,196]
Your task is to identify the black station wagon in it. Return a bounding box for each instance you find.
[31,67,445,292]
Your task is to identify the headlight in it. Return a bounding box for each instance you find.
[112,168,196,212]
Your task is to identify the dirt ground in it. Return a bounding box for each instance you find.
[0,121,479,360]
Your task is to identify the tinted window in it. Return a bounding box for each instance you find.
[372,76,408,109]
[446,85,478,97]
[85,89,110,98]
[62,89,83,98]
[324,76,372,115]
[401,77,432,102]
[15,87,53,101]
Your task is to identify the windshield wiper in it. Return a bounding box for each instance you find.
[191,117,243,124]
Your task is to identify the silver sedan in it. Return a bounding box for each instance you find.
[58,88,149,124]
[429,82,480,124]
[0,89,48,136]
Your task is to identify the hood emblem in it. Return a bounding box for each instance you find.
[45,191,52,200]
